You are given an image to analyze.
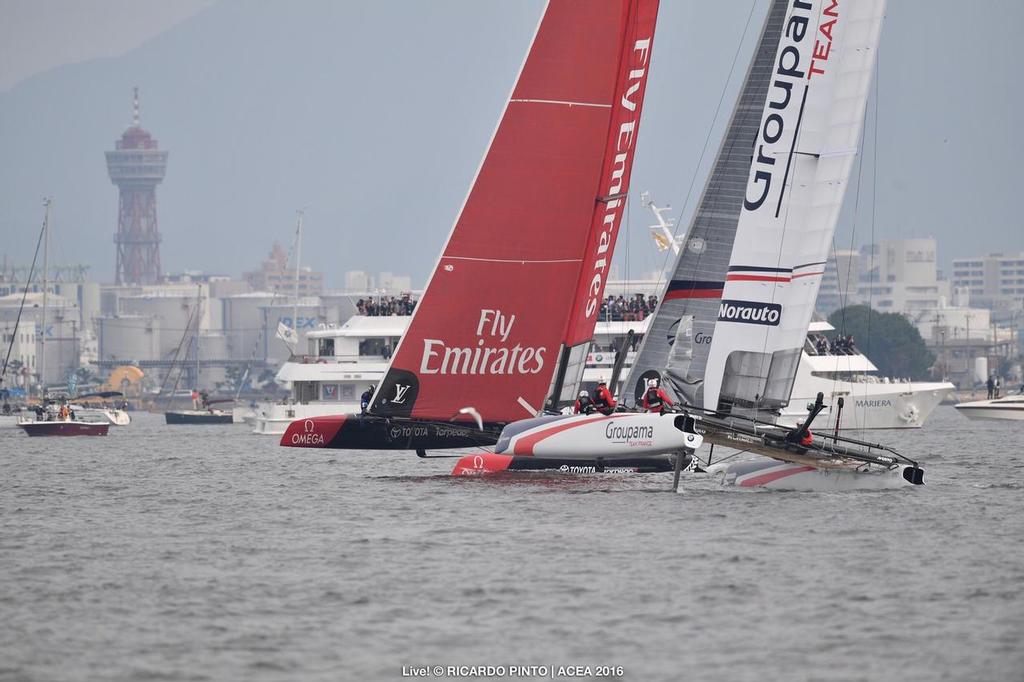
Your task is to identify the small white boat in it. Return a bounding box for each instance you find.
[705,458,922,491]
[953,393,1024,421]
[73,406,131,426]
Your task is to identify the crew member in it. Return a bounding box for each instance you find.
[191,389,200,410]
[593,379,617,415]
[360,385,375,414]
[641,378,673,414]
[59,402,70,421]
[800,429,814,447]
[573,390,595,415]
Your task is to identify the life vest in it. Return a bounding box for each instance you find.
[645,387,663,410]
[594,386,614,408]
[575,396,595,414]
[800,429,814,447]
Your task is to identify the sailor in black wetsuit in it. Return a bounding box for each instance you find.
[360,385,375,414]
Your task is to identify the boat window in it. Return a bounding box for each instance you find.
[359,338,389,357]
[318,338,335,357]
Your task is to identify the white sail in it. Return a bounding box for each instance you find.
[703,0,885,412]
[622,0,791,407]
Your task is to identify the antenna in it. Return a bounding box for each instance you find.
[132,86,140,127]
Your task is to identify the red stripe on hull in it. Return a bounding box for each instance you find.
[513,414,631,455]
[740,465,816,488]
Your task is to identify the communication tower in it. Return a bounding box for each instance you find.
[106,87,168,285]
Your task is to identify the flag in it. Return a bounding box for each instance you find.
[651,228,671,251]
[276,321,298,352]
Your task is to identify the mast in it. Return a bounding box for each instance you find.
[40,198,51,399]
[292,210,303,349]
[194,283,202,389]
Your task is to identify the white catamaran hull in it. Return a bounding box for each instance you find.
[496,412,702,459]
[705,459,920,491]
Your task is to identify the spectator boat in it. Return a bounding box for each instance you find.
[17,403,110,436]
[251,316,403,435]
[69,391,132,426]
[780,321,954,429]
[18,418,110,436]
[953,391,1024,421]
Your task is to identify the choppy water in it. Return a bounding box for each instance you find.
[1,406,1022,681]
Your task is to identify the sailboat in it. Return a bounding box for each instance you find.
[8,200,110,436]
[164,285,234,424]
[281,0,661,451]
[464,0,925,490]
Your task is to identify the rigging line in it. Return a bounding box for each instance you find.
[1,214,47,383]
[157,301,198,404]
[655,0,759,298]
[867,43,880,404]
[828,88,871,409]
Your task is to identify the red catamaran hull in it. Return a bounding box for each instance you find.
[19,421,110,436]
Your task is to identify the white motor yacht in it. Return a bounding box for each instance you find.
[954,391,1024,421]
[251,316,401,435]
[779,321,954,430]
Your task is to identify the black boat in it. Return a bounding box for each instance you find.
[165,409,233,425]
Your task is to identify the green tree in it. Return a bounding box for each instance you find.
[827,305,936,380]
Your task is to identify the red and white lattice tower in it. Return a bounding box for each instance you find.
[106,87,168,285]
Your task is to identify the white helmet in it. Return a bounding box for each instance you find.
[647,378,659,388]
[579,390,589,398]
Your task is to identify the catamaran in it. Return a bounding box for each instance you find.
[281,0,661,452]
[459,0,926,490]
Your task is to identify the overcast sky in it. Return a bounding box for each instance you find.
[1,0,1021,288]
[0,0,214,91]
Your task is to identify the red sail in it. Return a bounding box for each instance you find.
[370,0,659,424]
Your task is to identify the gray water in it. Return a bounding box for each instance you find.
[2,406,1022,681]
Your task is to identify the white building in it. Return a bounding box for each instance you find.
[951,251,1024,312]
[857,238,949,315]
[1,318,37,391]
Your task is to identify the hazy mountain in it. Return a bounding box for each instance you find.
[1,0,1021,288]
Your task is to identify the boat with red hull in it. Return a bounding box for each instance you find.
[18,419,110,436]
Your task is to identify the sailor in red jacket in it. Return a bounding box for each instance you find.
[593,378,617,415]
[641,378,673,414]
[573,390,595,415]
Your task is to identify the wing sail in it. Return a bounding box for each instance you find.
[370,0,659,424]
